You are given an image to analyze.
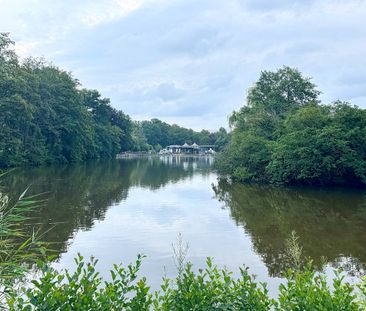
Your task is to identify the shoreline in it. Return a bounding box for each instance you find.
[116,152,216,159]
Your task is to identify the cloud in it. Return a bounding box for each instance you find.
[1,0,366,129]
[124,82,185,101]
[78,0,155,27]
[242,0,315,11]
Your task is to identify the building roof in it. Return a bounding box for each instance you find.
[167,144,217,149]
[167,145,181,148]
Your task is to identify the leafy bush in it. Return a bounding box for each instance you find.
[5,255,366,310]
[155,258,273,311]
[277,265,361,311]
[7,254,152,311]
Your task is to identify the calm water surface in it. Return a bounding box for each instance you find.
[4,156,366,294]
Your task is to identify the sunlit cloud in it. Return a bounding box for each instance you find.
[79,0,153,27]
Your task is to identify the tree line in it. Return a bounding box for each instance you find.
[0,33,228,167]
[0,33,134,167]
[216,66,366,187]
[4,30,363,187]
[131,119,229,152]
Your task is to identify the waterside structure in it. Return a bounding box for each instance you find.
[160,143,216,155]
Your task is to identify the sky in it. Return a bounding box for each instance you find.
[1,0,366,130]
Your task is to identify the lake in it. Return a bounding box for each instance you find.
[4,156,366,294]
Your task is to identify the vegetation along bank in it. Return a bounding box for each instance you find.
[215,67,366,187]
[0,33,228,168]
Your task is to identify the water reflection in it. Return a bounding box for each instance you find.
[213,179,366,277]
[3,156,366,287]
[3,156,212,258]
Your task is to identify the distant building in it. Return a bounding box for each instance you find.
[160,143,216,155]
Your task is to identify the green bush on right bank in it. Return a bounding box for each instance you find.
[215,67,366,187]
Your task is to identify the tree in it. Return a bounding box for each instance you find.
[0,33,228,168]
[0,34,134,167]
[230,66,320,140]
[213,127,230,151]
[216,67,366,187]
[138,119,227,149]
[268,103,366,186]
[131,122,151,151]
[247,66,320,117]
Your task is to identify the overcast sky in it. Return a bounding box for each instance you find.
[1,0,366,130]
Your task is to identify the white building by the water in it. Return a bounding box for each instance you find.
[160,143,216,155]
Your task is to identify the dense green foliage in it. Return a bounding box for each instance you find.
[0,33,134,167]
[216,66,366,187]
[1,33,226,167]
[132,119,229,152]
[6,255,366,310]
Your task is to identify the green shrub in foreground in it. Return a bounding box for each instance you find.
[155,258,272,311]
[7,254,152,311]
[277,265,361,311]
[6,256,366,311]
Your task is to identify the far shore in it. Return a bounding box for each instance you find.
[116,152,215,159]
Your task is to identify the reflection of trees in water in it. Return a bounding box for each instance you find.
[128,156,211,190]
[3,157,212,259]
[332,256,366,278]
[212,179,366,277]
